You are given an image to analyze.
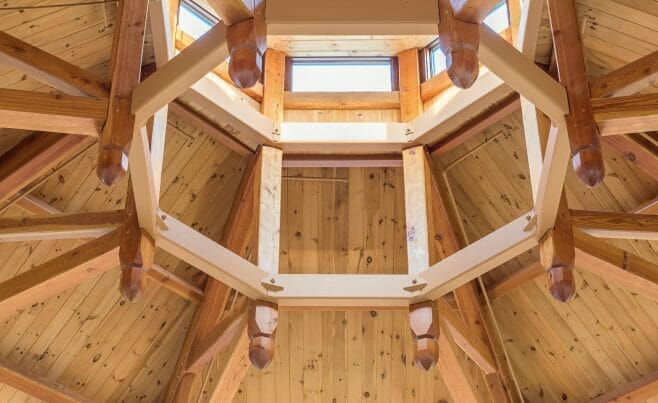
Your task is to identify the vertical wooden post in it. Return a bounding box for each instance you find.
[547,0,605,187]
[540,193,576,302]
[119,180,155,301]
[97,0,149,186]
[226,0,266,88]
[397,48,424,122]
[261,49,286,122]
[409,301,440,370]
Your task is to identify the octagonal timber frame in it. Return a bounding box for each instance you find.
[127,0,569,309]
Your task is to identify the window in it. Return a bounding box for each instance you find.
[178,1,215,39]
[426,1,510,79]
[291,58,394,92]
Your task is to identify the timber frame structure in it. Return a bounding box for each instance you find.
[0,0,657,401]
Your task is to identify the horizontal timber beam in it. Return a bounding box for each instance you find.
[0,229,120,319]
[569,210,658,240]
[283,91,401,110]
[0,211,123,242]
[282,153,402,168]
[156,211,268,299]
[0,30,109,98]
[0,133,86,205]
[589,50,658,98]
[132,21,230,124]
[0,89,107,136]
[573,230,658,302]
[485,260,543,300]
[592,94,658,136]
[0,357,93,403]
[265,0,440,35]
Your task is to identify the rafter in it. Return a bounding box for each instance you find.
[0,89,107,136]
[486,260,543,300]
[0,133,86,205]
[0,357,93,403]
[590,50,658,98]
[0,211,123,242]
[437,315,482,402]
[569,209,658,240]
[97,0,148,186]
[0,30,109,98]
[186,301,249,373]
[0,229,120,319]
[592,94,658,136]
[573,230,658,302]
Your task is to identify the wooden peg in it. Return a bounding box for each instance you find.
[438,0,480,89]
[247,300,278,369]
[409,301,440,371]
[119,180,154,301]
[540,194,576,302]
[226,0,266,89]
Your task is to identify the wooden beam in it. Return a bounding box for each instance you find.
[573,230,658,302]
[186,302,249,373]
[590,370,658,403]
[546,0,605,187]
[149,263,203,304]
[0,229,120,319]
[0,30,109,98]
[569,210,658,240]
[402,146,433,274]
[0,89,107,136]
[132,21,229,124]
[97,0,148,186]
[429,94,520,155]
[592,94,658,136]
[436,298,497,374]
[207,0,253,25]
[437,316,481,402]
[478,24,568,123]
[282,153,403,168]
[590,50,658,98]
[0,357,93,403]
[398,48,424,121]
[283,91,401,110]
[451,0,502,23]
[0,133,86,205]
[539,192,576,302]
[486,260,543,300]
[603,133,658,181]
[420,71,452,102]
[246,300,279,369]
[262,49,286,121]
[119,180,155,302]
[0,211,123,242]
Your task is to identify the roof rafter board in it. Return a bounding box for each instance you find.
[265,0,439,35]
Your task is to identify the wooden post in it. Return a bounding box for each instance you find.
[98,0,149,186]
[398,48,424,122]
[119,180,155,301]
[409,301,440,371]
[546,0,605,187]
[539,193,576,302]
[261,49,286,122]
[226,0,266,88]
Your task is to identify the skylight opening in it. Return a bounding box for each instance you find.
[428,1,510,78]
[291,59,393,92]
[178,1,213,39]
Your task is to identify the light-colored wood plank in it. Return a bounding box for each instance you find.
[0,211,122,242]
[0,89,107,136]
[569,209,658,240]
[590,370,658,403]
[262,49,285,122]
[590,50,658,98]
[0,29,109,98]
[284,91,401,110]
[593,94,658,136]
[398,48,423,122]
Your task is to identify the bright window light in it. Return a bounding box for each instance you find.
[484,2,510,32]
[292,60,392,92]
[179,3,212,39]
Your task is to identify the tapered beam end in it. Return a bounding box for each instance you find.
[572,148,605,188]
[413,337,439,371]
[445,48,479,89]
[120,266,147,302]
[249,335,275,369]
[547,265,576,303]
[98,148,128,187]
[229,48,263,89]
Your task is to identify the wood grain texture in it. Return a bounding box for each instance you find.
[589,50,658,98]
[593,93,658,136]
[0,210,122,242]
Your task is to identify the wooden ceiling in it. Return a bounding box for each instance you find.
[0,0,656,402]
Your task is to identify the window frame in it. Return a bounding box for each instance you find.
[178,0,219,37]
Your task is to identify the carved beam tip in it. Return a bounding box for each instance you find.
[248,300,279,369]
[572,148,605,188]
[547,265,576,303]
[97,148,128,187]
